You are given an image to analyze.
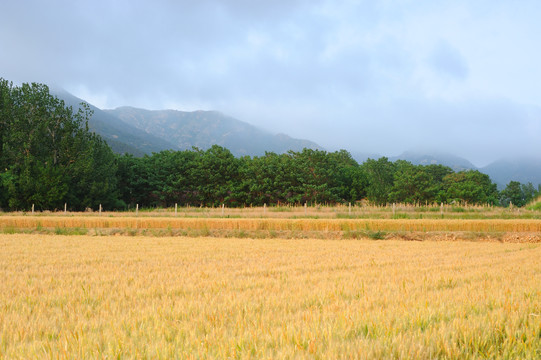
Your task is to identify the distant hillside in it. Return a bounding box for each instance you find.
[350,151,382,164]
[389,151,541,188]
[105,107,322,157]
[51,89,177,156]
[49,90,541,187]
[390,151,476,172]
[481,157,541,188]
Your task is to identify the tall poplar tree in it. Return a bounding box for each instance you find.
[0,79,121,211]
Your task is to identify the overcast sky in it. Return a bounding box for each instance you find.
[2,0,541,166]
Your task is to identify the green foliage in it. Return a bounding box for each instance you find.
[389,162,452,204]
[362,157,395,205]
[367,230,387,240]
[195,145,240,206]
[2,226,17,234]
[117,148,369,208]
[54,227,88,235]
[527,200,541,211]
[1,78,521,211]
[501,181,539,207]
[0,79,121,211]
[113,151,508,209]
[439,170,499,205]
[500,181,524,207]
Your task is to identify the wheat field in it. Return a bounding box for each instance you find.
[1,234,540,359]
[2,215,541,233]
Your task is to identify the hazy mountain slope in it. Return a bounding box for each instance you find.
[52,89,177,155]
[350,151,382,164]
[390,151,477,172]
[481,157,541,187]
[389,151,541,187]
[105,107,321,156]
[49,90,541,188]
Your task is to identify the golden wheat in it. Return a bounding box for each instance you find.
[1,215,541,234]
[0,234,540,358]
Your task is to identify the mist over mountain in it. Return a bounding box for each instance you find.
[3,1,541,178]
[480,158,541,188]
[50,88,541,188]
[52,89,177,156]
[52,89,321,157]
[385,150,541,188]
[104,107,321,157]
[389,151,476,172]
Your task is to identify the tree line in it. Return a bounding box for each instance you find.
[0,79,120,211]
[1,79,539,211]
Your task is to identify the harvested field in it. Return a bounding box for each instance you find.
[1,234,540,358]
[1,216,541,233]
[2,203,540,220]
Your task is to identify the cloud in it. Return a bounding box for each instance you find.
[429,41,469,80]
[1,0,540,165]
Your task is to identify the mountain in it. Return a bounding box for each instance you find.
[105,106,321,157]
[52,89,322,157]
[389,151,476,172]
[51,89,178,156]
[50,90,541,187]
[351,150,477,171]
[350,151,382,164]
[481,157,541,188]
[389,151,541,187]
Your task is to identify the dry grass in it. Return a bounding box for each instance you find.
[1,215,541,234]
[4,202,541,220]
[1,234,540,359]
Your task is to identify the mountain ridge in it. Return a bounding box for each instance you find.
[389,151,477,172]
[51,89,178,156]
[480,157,541,188]
[52,89,540,187]
[52,90,322,157]
[105,106,322,157]
[382,150,541,188]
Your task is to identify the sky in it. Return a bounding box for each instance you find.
[1,0,541,166]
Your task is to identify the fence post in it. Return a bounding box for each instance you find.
[175,203,178,216]
[136,204,139,216]
[32,204,35,215]
[222,203,225,216]
[99,204,102,216]
[64,203,67,214]
[349,202,351,215]
[304,202,307,215]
